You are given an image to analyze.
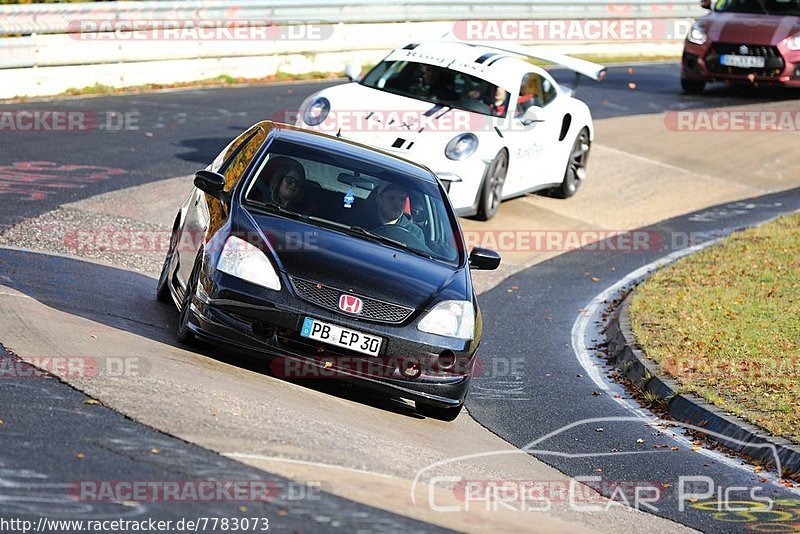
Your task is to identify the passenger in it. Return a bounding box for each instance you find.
[260,156,306,209]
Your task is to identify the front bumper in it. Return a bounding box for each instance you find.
[188,270,476,408]
[682,40,800,86]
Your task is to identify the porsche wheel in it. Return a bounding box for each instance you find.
[476,150,508,221]
[554,128,590,199]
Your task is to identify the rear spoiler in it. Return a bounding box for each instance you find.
[440,34,607,82]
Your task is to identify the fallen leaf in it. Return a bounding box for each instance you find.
[591,277,601,283]
[277,509,288,517]
[83,399,101,405]
[691,446,700,451]
[636,438,645,443]
[628,68,634,75]
[76,452,85,460]
[150,448,160,454]
[628,82,637,90]
[239,505,248,512]
[670,446,679,451]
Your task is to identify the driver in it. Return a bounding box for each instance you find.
[371,183,424,241]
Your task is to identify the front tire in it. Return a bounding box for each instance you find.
[416,402,462,422]
[681,76,706,95]
[475,150,508,221]
[176,253,202,344]
[554,128,590,199]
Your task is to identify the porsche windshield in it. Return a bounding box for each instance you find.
[243,139,462,264]
[360,61,511,117]
[713,0,800,15]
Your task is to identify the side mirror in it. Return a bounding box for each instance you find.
[521,105,545,126]
[700,0,711,9]
[344,63,362,82]
[194,170,226,197]
[469,248,501,271]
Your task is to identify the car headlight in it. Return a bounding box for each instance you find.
[785,32,800,51]
[216,236,281,291]
[445,133,479,161]
[418,300,475,340]
[302,97,330,126]
[687,22,708,45]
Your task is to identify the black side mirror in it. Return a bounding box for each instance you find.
[194,170,226,198]
[469,247,501,270]
[700,0,711,9]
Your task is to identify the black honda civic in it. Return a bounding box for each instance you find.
[157,121,500,420]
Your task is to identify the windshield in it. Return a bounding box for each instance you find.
[360,61,511,118]
[243,138,462,264]
[714,0,800,15]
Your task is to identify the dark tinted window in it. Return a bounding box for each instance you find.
[244,139,461,264]
[714,0,800,15]
[361,60,510,117]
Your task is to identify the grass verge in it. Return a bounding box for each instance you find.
[5,71,343,103]
[630,212,800,444]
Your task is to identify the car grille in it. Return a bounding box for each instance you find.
[706,43,785,77]
[289,277,414,324]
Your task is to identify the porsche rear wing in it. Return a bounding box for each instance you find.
[440,35,607,82]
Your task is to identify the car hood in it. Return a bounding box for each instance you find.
[302,83,482,153]
[703,12,800,45]
[238,208,469,311]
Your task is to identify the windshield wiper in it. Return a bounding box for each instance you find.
[247,200,309,220]
[246,202,434,258]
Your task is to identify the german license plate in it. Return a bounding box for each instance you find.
[720,54,765,68]
[300,317,383,357]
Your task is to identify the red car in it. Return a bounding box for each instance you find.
[681,0,800,93]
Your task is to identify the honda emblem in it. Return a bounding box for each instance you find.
[338,294,363,314]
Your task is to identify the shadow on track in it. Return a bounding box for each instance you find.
[0,248,421,419]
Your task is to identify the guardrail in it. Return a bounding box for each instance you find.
[0,1,702,99]
[2,1,702,36]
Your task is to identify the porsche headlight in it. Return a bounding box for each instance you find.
[785,32,800,51]
[687,22,708,45]
[445,133,479,161]
[216,236,281,291]
[302,97,330,126]
[418,300,475,340]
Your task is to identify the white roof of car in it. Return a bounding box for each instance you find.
[384,40,606,91]
[384,41,535,91]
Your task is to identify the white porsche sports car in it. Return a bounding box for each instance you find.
[296,39,606,220]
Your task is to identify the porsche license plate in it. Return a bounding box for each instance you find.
[720,54,766,68]
[300,317,383,357]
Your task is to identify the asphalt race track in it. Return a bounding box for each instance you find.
[1,63,799,532]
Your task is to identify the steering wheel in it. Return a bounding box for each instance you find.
[372,224,415,241]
